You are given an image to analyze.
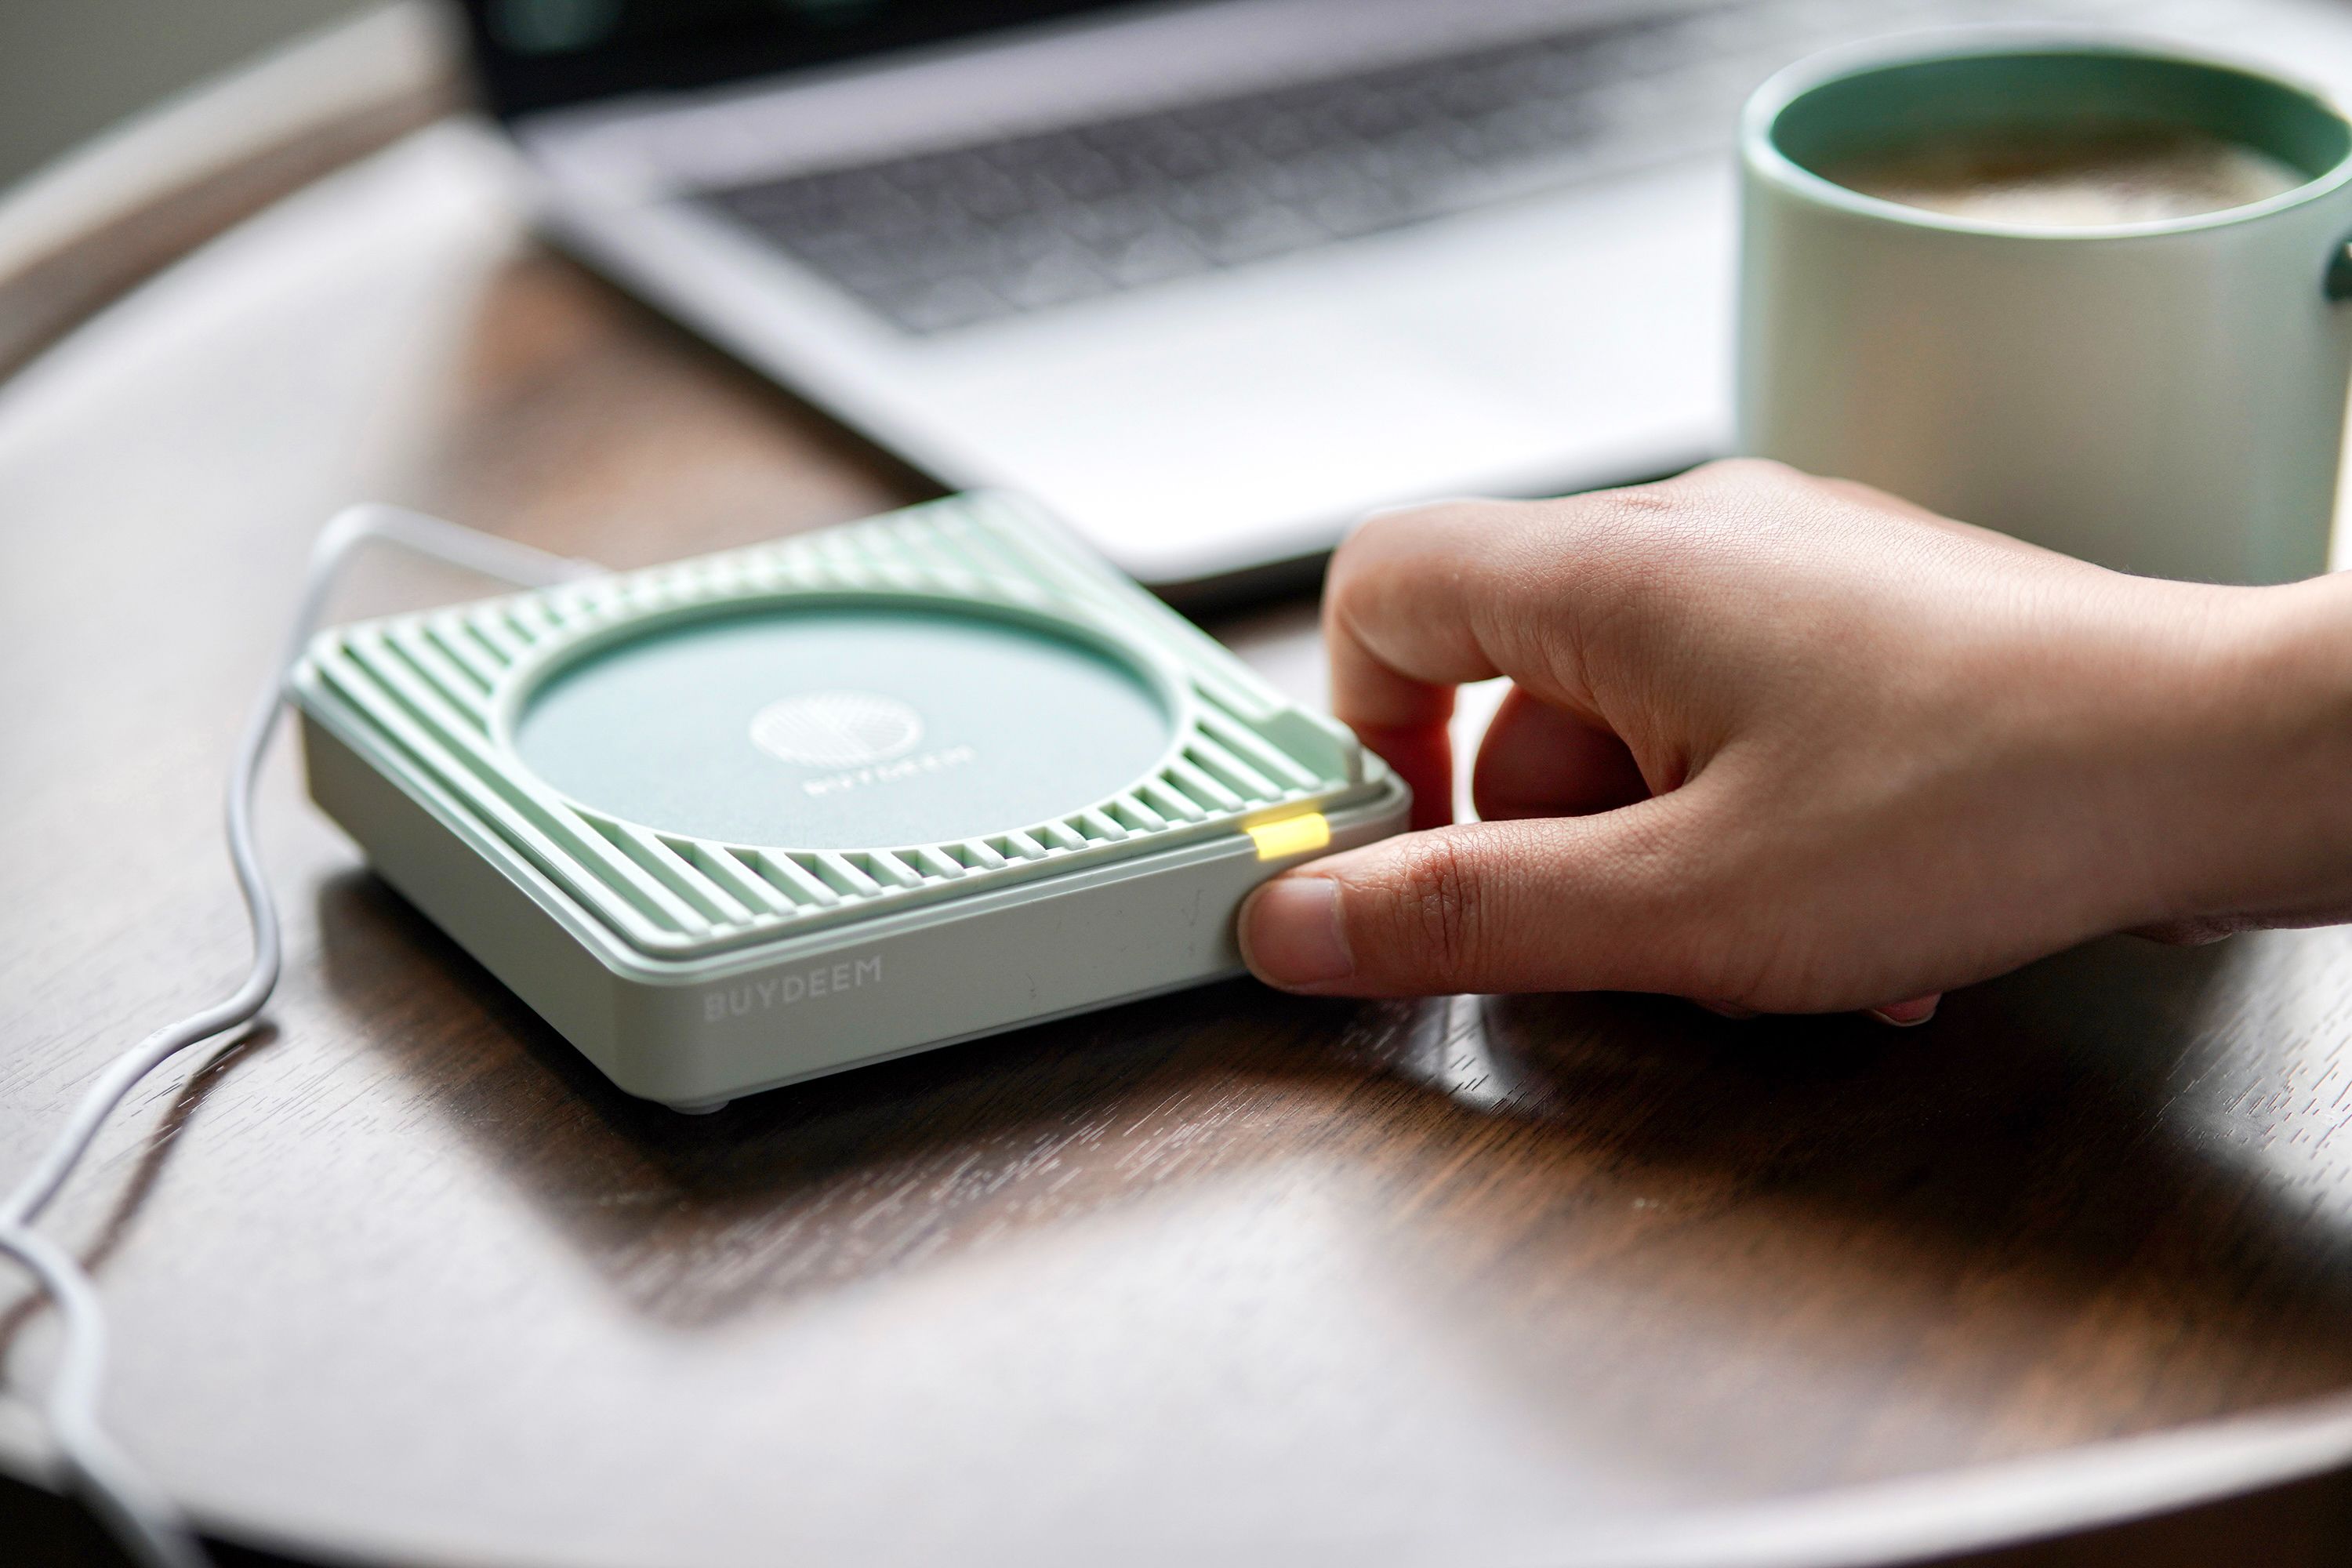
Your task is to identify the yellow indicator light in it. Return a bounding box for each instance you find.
[1247,811,1331,862]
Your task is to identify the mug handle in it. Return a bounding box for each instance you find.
[2327,238,2352,299]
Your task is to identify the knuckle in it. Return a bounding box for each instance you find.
[1548,459,1837,588]
[1498,492,1671,589]
[1342,499,1515,563]
[1512,490,1693,628]
[1661,458,1839,526]
[1329,499,1522,624]
[1330,506,1432,595]
[1683,456,1808,492]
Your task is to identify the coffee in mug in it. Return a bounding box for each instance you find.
[1821,125,2305,227]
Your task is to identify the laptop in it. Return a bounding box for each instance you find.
[455,0,2352,594]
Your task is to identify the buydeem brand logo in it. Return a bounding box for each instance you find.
[750,690,977,797]
[750,691,924,769]
[706,955,883,1021]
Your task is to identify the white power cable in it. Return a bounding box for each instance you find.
[0,505,604,1568]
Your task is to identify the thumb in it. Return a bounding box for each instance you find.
[1237,804,1712,998]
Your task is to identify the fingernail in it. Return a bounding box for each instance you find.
[1241,877,1354,989]
[1867,994,1940,1028]
[1693,999,1759,1020]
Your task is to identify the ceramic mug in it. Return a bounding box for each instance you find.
[1739,38,2352,584]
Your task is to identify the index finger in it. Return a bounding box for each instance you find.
[1323,497,1606,829]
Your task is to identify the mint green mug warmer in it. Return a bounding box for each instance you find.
[1739,41,2352,584]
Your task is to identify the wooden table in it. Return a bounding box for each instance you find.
[9,20,2352,1567]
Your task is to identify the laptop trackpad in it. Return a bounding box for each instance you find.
[921,169,1732,561]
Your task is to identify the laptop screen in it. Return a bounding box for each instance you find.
[455,0,1156,119]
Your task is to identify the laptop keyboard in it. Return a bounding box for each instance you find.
[702,0,2132,334]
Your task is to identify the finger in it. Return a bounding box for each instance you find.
[2128,891,2352,943]
[2128,917,2241,946]
[1238,797,1717,998]
[1864,994,1941,1027]
[1324,499,1581,832]
[1472,684,1650,822]
[1352,716,1457,834]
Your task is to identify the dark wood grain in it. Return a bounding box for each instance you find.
[8,99,2352,1568]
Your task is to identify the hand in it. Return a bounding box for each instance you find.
[1239,460,2352,1019]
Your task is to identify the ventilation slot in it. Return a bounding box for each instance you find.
[507,597,564,640]
[598,823,753,927]
[423,615,507,690]
[382,626,490,721]
[1196,706,1320,791]
[697,846,796,916]
[1184,739,1279,803]
[744,850,839,909]
[811,852,884,898]
[1109,796,1166,833]
[474,608,538,661]
[891,518,990,593]
[1163,759,1243,813]
[863,851,925,888]
[913,846,967,878]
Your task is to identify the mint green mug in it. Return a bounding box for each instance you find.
[1739,40,2352,584]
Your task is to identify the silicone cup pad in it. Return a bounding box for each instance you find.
[509,604,1174,851]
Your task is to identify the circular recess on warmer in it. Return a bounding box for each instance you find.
[508,601,1175,851]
